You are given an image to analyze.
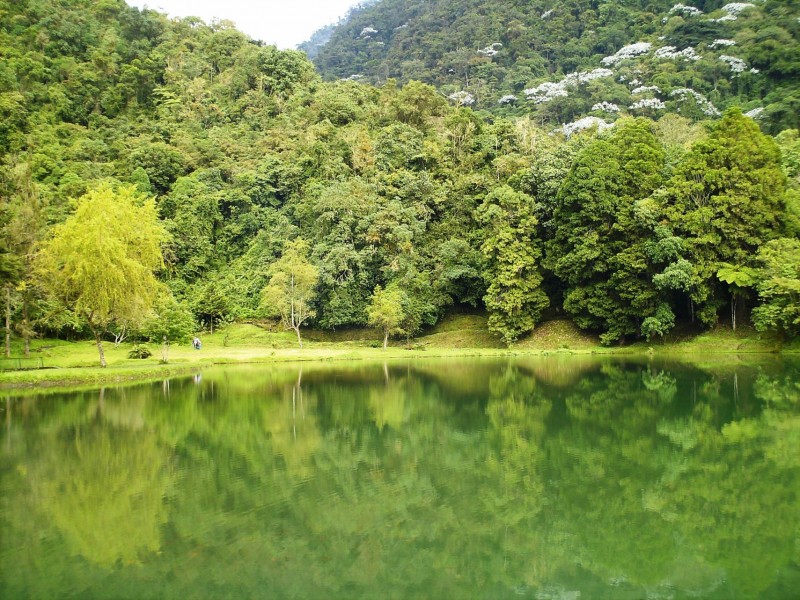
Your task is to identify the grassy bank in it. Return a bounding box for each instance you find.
[1,314,795,389]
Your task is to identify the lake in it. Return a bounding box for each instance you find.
[1,356,798,599]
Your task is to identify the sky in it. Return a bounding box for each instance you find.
[127,0,361,49]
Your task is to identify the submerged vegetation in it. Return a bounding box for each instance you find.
[0,0,798,366]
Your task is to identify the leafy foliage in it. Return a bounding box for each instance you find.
[661,108,788,326]
[127,344,152,359]
[0,0,796,349]
[35,184,165,365]
[366,283,406,348]
[477,185,549,344]
[309,0,800,133]
[547,118,669,344]
[751,238,800,336]
[261,238,319,347]
[140,292,195,345]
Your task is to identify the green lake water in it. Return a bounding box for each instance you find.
[1,356,799,599]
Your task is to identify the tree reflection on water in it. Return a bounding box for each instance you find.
[1,357,798,599]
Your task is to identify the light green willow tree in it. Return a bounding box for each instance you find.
[36,184,166,367]
[262,238,319,348]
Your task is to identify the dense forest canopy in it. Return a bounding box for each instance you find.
[309,0,800,134]
[0,0,798,353]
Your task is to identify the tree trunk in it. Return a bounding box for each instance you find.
[731,297,737,332]
[295,326,303,349]
[22,298,29,358]
[93,327,107,368]
[290,273,297,348]
[113,324,127,347]
[4,287,10,358]
[383,328,389,350]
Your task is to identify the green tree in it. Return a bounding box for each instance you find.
[716,263,758,331]
[128,141,189,196]
[2,163,48,357]
[0,203,22,357]
[36,184,166,367]
[261,238,319,348]
[751,238,800,336]
[140,292,196,362]
[304,178,382,329]
[432,238,485,308]
[775,129,800,183]
[547,119,667,344]
[159,170,225,283]
[390,80,447,129]
[366,283,406,349]
[477,185,549,345]
[662,109,788,326]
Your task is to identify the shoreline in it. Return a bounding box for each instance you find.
[1,318,796,391]
[2,342,796,392]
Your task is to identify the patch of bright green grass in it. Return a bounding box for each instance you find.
[414,314,503,349]
[215,322,296,347]
[642,324,784,354]
[513,320,600,351]
[303,325,381,343]
[1,315,795,389]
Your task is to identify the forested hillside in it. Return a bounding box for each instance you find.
[1,0,798,353]
[310,0,800,133]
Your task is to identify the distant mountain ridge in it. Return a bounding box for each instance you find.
[298,1,381,59]
[306,0,800,132]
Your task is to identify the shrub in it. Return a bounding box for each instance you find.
[128,344,152,359]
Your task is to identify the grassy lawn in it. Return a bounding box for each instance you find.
[1,314,795,389]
